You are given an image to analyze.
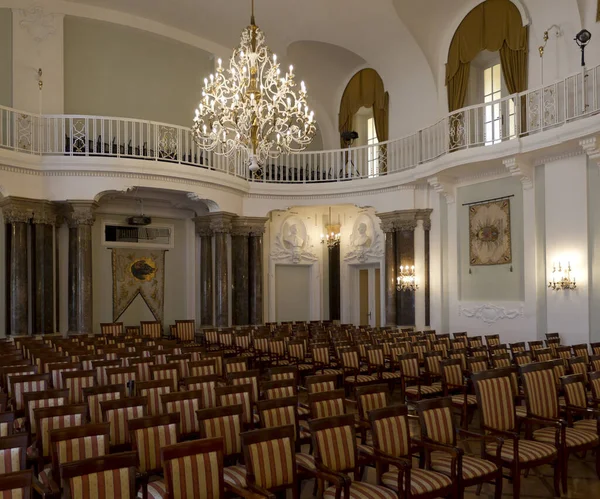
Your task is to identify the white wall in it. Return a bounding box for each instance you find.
[0,9,11,107]
[64,16,213,126]
[91,214,191,333]
[588,162,600,342]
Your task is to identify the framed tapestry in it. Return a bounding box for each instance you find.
[469,199,512,266]
[112,249,166,323]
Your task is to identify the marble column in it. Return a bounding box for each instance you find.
[209,213,234,328]
[3,204,31,335]
[379,216,397,326]
[248,220,267,325]
[396,219,417,326]
[68,202,97,334]
[231,221,251,326]
[195,219,213,326]
[423,217,432,327]
[32,205,56,333]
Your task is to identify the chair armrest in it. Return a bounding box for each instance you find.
[344,399,357,411]
[523,415,564,429]
[565,405,600,417]
[247,483,277,499]
[33,476,59,499]
[372,448,411,471]
[226,483,273,499]
[456,428,503,445]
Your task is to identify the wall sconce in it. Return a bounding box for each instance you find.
[320,224,341,248]
[548,262,577,291]
[396,265,418,292]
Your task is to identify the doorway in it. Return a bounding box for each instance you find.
[358,266,381,327]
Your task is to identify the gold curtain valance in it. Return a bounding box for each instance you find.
[338,68,389,144]
[446,0,527,84]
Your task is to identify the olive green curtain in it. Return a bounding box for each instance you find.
[597,0,600,22]
[446,0,528,113]
[339,68,389,147]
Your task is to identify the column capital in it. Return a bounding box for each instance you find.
[232,217,268,237]
[503,157,533,190]
[416,209,433,231]
[193,217,212,237]
[0,197,34,224]
[428,175,457,204]
[31,201,59,225]
[377,210,420,232]
[66,201,98,227]
[580,136,600,170]
[207,212,236,233]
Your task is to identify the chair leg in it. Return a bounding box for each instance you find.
[512,465,520,499]
[552,459,561,497]
[494,469,503,499]
[561,451,568,494]
[596,444,600,479]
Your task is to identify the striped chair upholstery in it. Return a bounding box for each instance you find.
[166,356,190,379]
[399,356,420,378]
[224,360,247,375]
[468,359,488,374]
[100,323,124,336]
[572,345,590,364]
[425,354,443,377]
[311,397,344,419]
[54,433,108,466]
[563,379,587,409]
[189,361,216,377]
[230,375,258,404]
[35,407,86,460]
[27,395,67,435]
[93,361,121,387]
[288,343,306,364]
[372,413,410,457]
[569,358,589,383]
[269,370,296,382]
[198,412,242,457]
[203,354,224,378]
[367,348,385,368]
[63,371,95,404]
[476,376,515,432]
[11,375,49,411]
[130,359,154,383]
[218,389,252,425]
[0,435,27,474]
[162,392,202,437]
[312,346,331,369]
[245,435,295,489]
[314,424,355,472]
[442,363,464,387]
[308,381,335,394]
[485,335,500,347]
[491,355,511,368]
[183,377,217,409]
[412,343,428,363]
[102,402,146,447]
[48,363,79,390]
[85,388,123,424]
[175,321,195,343]
[0,470,32,499]
[522,368,559,419]
[132,421,178,474]
[265,385,295,400]
[514,352,533,366]
[141,322,163,339]
[357,392,387,420]
[269,340,287,365]
[107,368,136,389]
[204,330,219,350]
[140,384,172,417]
[151,365,180,392]
[421,407,454,445]
[5,367,37,396]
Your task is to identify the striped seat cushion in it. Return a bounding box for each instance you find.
[381,372,402,379]
[486,440,557,463]
[322,369,342,375]
[165,451,218,499]
[431,451,497,480]
[333,478,417,499]
[344,375,377,383]
[137,479,167,499]
[515,406,527,418]
[533,427,598,448]
[296,452,315,470]
[223,464,247,488]
[405,385,442,395]
[574,419,599,433]
[451,394,478,406]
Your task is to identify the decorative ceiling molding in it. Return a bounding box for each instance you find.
[427,175,457,204]
[580,136,600,169]
[533,149,584,166]
[503,157,533,190]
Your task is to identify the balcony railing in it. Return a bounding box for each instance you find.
[1,65,599,183]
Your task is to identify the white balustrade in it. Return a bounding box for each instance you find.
[1,65,599,183]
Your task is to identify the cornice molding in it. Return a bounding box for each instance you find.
[376,209,430,233]
[580,136,600,169]
[427,175,457,204]
[206,212,236,233]
[503,157,533,190]
[231,217,268,237]
[533,149,584,166]
[245,184,422,200]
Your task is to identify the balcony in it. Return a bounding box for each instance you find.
[1,65,599,185]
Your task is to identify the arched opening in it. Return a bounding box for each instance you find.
[339,69,389,175]
[446,0,528,146]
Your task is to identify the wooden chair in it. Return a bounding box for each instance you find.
[62,370,96,404]
[355,384,391,445]
[100,396,147,452]
[416,397,502,499]
[268,366,298,382]
[440,359,476,429]
[47,362,81,390]
[568,356,590,384]
[100,323,124,336]
[261,379,297,400]
[150,364,180,392]
[9,373,50,414]
[60,452,138,499]
[174,320,196,343]
[472,367,560,499]
[160,390,203,440]
[136,379,173,417]
[0,470,33,499]
[485,335,500,348]
[304,374,338,394]
[141,321,163,339]
[224,356,249,375]
[561,374,599,434]
[23,389,69,436]
[0,434,28,474]
[241,425,298,499]
[188,359,218,377]
[129,413,180,499]
[520,362,600,493]
[398,353,442,402]
[92,359,121,386]
[161,437,256,499]
[82,384,126,424]
[216,384,256,429]
[181,374,218,409]
[340,348,377,395]
[513,351,533,367]
[228,369,260,406]
[571,344,590,364]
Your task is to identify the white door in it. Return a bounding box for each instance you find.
[358,266,381,327]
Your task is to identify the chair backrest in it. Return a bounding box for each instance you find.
[10,373,50,412]
[92,360,122,386]
[175,320,196,343]
[150,364,180,392]
[397,353,420,378]
[161,390,203,437]
[472,368,516,433]
[561,374,588,410]
[485,335,500,347]
[136,379,173,417]
[129,413,180,475]
[0,413,15,438]
[590,371,600,400]
[189,360,217,377]
[533,347,554,362]
[424,351,443,376]
[100,323,124,336]
[128,357,155,383]
[491,353,512,369]
[261,379,297,400]
[82,385,127,424]
[49,423,110,486]
[368,404,411,458]
[34,404,87,460]
[107,367,137,389]
[513,351,533,366]
[60,451,138,499]
[23,389,69,435]
[48,362,81,389]
[416,397,456,446]
[63,370,96,404]
[305,374,337,394]
[196,405,243,458]
[509,342,526,355]
[182,375,218,409]
[228,370,259,404]
[100,396,147,447]
[355,384,390,420]
[242,425,296,491]
[307,389,345,419]
[224,357,248,375]
[0,434,28,474]
[141,321,163,339]
[520,361,559,419]
[467,357,489,374]
[0,470,32,499]
[268,366,297,382]
[309,414,356,474]
[161,438,224,499]
[568,356,589,383]
[440,358,464,388]
[340,348,361,370]
[215,385,253,426]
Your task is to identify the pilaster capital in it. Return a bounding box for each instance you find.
[428,175,457,204]
[31,201,59,225]
[395,219,418,232]
[231,217,268,237]
[377,210,419,233]
[0,197,34,224]
[416,209,433,231]
[193,217,212,237]
[503,157,533,190]
[207,212,236,234]
[580,136,600,170]
[67,201,98,227]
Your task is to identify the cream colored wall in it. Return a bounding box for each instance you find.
[275,265,311,322]
[0,9,11,107]
[63,16,213,126]
[91,215,189,333]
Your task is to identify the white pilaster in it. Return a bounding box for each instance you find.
[428,188,443,332]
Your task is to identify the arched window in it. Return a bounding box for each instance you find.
[339,69,389,175]
[446,0,528,145]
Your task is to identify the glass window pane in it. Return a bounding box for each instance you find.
[493,64,501,93]
[484,95,492,103]
[509,99,515,114]
[485,122,492,141]
[493,103,500,117]
[484,68,492,96]
[485,105,492,122]
[493,119,500,140]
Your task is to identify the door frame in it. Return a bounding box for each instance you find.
[349,263,383,327]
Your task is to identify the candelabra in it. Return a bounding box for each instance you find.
[396,265,418,292]
[321,224,341,248]
[548,262,577,291]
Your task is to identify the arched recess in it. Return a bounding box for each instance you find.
[446,0,528,112]
[338,69,389,148]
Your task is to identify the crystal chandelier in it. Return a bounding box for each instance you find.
[320,224,341,248]
[396,265,418,292]
[192,0,316,172]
